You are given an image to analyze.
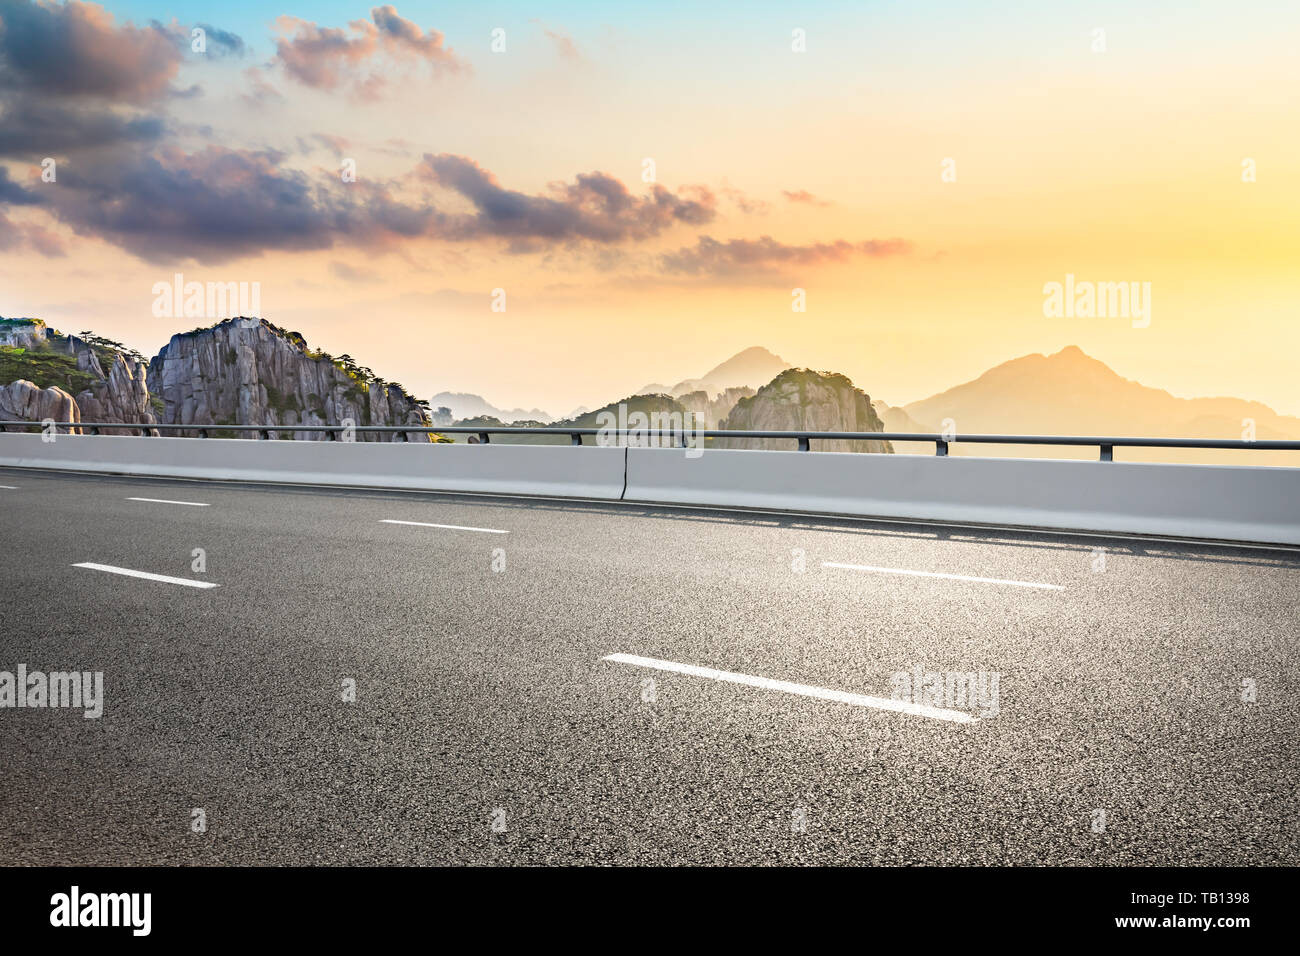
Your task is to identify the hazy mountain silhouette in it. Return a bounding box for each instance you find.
[699,346,791,390]
[871,400,932,435]
[636,346,791,402]
[901,345,1300,463]
[428,391,553,423]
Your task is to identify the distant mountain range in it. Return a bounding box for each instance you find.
[4,317,1295,465]
[427,391,556,424]
[886,345,1300,464]
[900,345,1300,439]
[437,345,791,428]
[637,345,791,399]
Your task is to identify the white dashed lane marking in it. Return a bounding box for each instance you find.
[72,563,219,589]
[823,562,1064,591]
[603,653,978,724]
[380,519,509,534]
[126,497,210,507]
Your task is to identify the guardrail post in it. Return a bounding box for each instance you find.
[197,428,208,438]
[258,429,270,440]
[394,430,407,442]
[936,440,948,456]
[137,426,149,437]
[1100,444,1113,461]
[570,433,582,446]
[798,436,810,451]
[478,432,490,444]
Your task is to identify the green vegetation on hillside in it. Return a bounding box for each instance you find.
[263,383,302,415]
[557,393,691,429]
[0,317,44,330]
[169,319,437,419]
[727,368,859,420]
[0,344,97,394]
[76,331,143,370]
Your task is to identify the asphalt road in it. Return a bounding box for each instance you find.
[1,465,1297,865]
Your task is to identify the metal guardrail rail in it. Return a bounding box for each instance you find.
[3,421,1300,461]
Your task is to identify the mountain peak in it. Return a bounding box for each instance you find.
[725,345,783,361]
[1046,344,1105,366]
[699,346,791,389]
[901,345,1298,447]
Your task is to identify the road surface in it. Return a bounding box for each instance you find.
[1,465,1297,864]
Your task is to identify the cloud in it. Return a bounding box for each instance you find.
[0,165,40,204]
[297,132,351,155]
[782,189,832,206]
[721,186,769,215]
[0,210,65,256]
[533,21,580,62]
[0,0,183,102]
[14,137,725,263]
[0,0,868,280]
[329,260,379,283]
[0,97,165,157]
[195,23,245,58]
[240,66,282,107]
[369,4,454,60]
[661,235,911,276]
[271,17,376,91]
[0,2,179,159]
[34,145,442,263]
[272,6,465,97]
[421,153,715,243]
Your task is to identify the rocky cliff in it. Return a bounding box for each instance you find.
[675,386,754,428]
[872,399,933,434]
[719,368,893,453]
[0,380,79,425]
[0,318,156,434]
[637,346,791,400]
[146,317,433,440]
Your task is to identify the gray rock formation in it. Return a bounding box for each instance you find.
[718,368,893,453]
[675,386,754,428]
[0,380,79,427]
[0,319,45,349]
[0,318,156,434]
[146,317,433,441]
[65,337,155,434]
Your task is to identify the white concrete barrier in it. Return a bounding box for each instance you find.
[0,433,627,500]
[625,447,1300,545]
[4,433,1297,544]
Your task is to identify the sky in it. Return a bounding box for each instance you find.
[1,0,1297,417]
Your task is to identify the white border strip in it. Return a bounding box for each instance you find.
[6,464,1295,553]
[603,652,977,724]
